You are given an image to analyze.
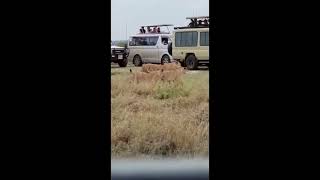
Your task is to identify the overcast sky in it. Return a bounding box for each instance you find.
[111,0,209,41]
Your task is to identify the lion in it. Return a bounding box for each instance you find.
[160,67,186,85]
[129,69,162,84]
[142,63,182,73]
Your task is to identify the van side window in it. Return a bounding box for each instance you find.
[175,31,198,47]
[161,37,168,45]
[129,37,144,46]
[200,32,209,46]
[141,38,148,45]
[129,37,158,46]
[129,37,136,46]
[147,37,159,46]
[175,33,181,47]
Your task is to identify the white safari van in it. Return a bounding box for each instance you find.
[127,25,173,66]
[169,16,209,70]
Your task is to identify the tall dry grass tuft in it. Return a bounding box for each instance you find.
[111,67,209,158]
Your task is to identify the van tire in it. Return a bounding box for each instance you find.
[186,55,198,70]
[118,58,128,67]
[133,55,142,67]
[161,55,170,64]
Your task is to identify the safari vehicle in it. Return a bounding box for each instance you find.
[127,24,173,67]
[168,16,209,70]
[111,44,130,67]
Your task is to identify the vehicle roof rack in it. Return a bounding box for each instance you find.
[140,24,174,28]
[173,16,209,29]
[186,16,209,19]
[173,26,209,29]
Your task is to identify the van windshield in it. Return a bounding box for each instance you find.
[129,36,159,46]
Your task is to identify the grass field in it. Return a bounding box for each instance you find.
[111,64,209,159]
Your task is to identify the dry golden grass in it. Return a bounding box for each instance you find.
[111,66,209,158]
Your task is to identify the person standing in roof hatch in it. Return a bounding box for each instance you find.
[152,27,157,33]
[141,26,146,33]
[204,19,208,25]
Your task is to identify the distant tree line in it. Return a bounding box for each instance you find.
[112,40,128,47]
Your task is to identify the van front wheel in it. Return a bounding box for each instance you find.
[186,55,198,70]
[161,55,170,64]
[133,55,142,67]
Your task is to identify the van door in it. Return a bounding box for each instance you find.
[147,36,160,63]
[159,36,169,63]
[129,36,147,63]
[138,37,149,63]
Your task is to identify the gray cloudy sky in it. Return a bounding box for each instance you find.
[111,0,209,41]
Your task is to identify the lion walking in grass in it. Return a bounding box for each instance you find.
[129,67,186,86]
[129,69,162,84]
[141,63,182,73]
